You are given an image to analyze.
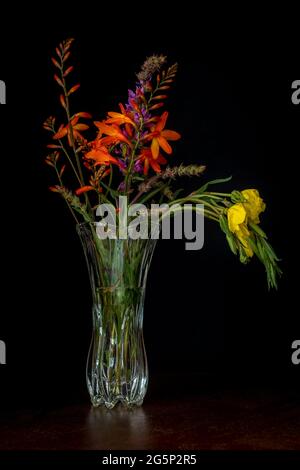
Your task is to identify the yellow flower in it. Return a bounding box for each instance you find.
[227,203,247,233]
[227,203,253,257]
[241,189,266,224]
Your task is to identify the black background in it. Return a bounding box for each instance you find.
[0,8,299,410]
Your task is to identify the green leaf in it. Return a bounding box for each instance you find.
[138,182,168,205]
[256,238,267,263]
[172,188,184,199]
[230,190,244,203]
[132,176,145,182]
[100,181,120,198]
[219,214,229,234]
[238,245,250,264]
[249,222,267,239]
[226,234,238,255]
[247,238,262,262]
[195,176,232,195]
[261,238,280,262]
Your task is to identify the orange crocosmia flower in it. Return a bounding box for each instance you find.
[105,111,136,127]
[74,112,92,119]
[146,111,181,159]
[75,185,95,195]
[94,121,131,146]
[53,115,89,146]
[85,140,119,166]
[138,148,167,175]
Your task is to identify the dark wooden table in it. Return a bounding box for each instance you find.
[1,380,300,451]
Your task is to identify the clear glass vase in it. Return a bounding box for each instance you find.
[77,222,157,409]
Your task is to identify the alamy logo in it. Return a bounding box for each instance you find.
[291,80,300,105]
[95,196,205,251]
[292,340,300,365]
[0,80,6,104]
[0,339,6,364]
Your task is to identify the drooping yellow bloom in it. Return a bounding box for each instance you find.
[227,203,246,233]
[241,189,266,224]
[227,189,266,258]
[227,203,253,257]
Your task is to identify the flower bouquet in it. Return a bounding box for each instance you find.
[44,39,281,408]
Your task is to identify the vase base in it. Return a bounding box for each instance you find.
[91,397,144,410]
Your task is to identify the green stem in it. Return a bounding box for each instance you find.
[58,140,82,185]
[206,192,231,197]
[159,205,219,222]
[125,136,140,196]
[59,58,92,216]
[54,166,79,224]
[105,164,113,200]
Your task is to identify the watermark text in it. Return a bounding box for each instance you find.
[0,339,6,364]
[292,340,300,365]
[95,197,204,251]
[0,80,6,104]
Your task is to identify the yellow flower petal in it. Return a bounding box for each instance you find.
[242,189,266,224]
[236,225,253,257]
[227,203,247,233]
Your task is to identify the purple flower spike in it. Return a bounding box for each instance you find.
[128,89,136,100]
[134,160,143,174]
[118,181,126,192]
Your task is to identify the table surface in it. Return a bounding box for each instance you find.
[1,379,300,451]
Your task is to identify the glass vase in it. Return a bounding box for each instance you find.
[77,222,157,409]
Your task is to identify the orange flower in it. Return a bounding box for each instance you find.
[75,185,95,195]
[138,148,167,175]
[85,140,119,166]
[145,111,181,159]
[94,121,131,146]
[105,111,136,127]
[53,112,91,145]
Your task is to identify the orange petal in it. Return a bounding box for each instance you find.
[125,123,133,137]
[161,130,181,141]
[60,94,67,110]
[150,159,162,173]
[63,51,70,62]
[94,121,114,135]
[94,156,119,166]
[75,185,94,195]
[156,111,168,132]
[106,112,135,126]
[119,103,127,115]
[68,84,80,95]
[151,138,160,159]
[70,116,79,126]
[53,125,68,140]
[51,57,60,68]
[143,158,150,175]
[85,148,103,160]
[149,103,164,111]
[74,123,89,131]
[157,136,172,154]
[74,112,92,119]
[99,136,118,146]
[152,95,168,100]
[94,122,130,145]
[102,169,111,179]
[64,66,74,77]
[54,74,64,87]
[157,154,167,164]
[49,186,60,192]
